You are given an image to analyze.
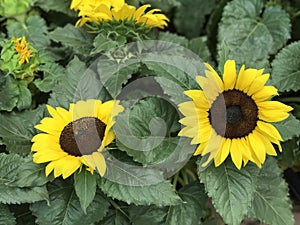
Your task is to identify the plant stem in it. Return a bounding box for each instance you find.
[108,198,129,219]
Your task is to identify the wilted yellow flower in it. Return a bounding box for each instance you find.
[12,36,33,65]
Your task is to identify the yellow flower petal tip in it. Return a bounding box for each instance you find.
[178,59,292,169]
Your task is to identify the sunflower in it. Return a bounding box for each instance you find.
[31,99,123,179]
[11,36,33,65]
[178,60,293,169]
[70,0,169,28]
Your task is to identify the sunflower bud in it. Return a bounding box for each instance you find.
[1,36,39,83]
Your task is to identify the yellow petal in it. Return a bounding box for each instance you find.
[247,74,270,96]
[214,138,231,167]
[223,60,236,90]
[184,90,210,109]
[256,121,283,141]
[251,86,278,102]
[92,152,107,176]
[194,142,208,155]
[235,68,260,92]
[62,157,82,179]
[230,138,243,169]
[72,99,98,120]
[134,4,150,19]
[248,131,266,164]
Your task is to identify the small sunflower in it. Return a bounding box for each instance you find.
[31,99,123,179]
[11,36,33,65]
[178,60,293,169]
[70,0,169,28]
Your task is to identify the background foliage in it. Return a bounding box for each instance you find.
[0,0,300,224]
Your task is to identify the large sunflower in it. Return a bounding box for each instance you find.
[31,99,123,179]
[178,60,293,169]
[70,0,169,28]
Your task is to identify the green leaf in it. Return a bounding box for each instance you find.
[49,24,93,56]
[98,154,181,206]
[0,75,19,111]
[247,158,294,225]
[188,37,212,63]
[34,0,76,16]
[115,97,180,165]
[9,156,49,188]
[98,209,130,225]
[273,114,300,141]
[165,182,209,225]
[218,0,290,67]
[34,62,66,93]
[174,0,217,38]
[0,204,16,225]
[0,153,49,204]
[158,32,188,47]
[129,205,167,225]
[7,15,51,48]
[271,41,300,92]
[16,81,31,110]
[91,33,126,55]
[74,169,97,214]
[97,60,139,98]
[198,159,259,225]
[31,180,110,225]
[49,57,109,109]
[0,106,45,154]
[278,137,300,168]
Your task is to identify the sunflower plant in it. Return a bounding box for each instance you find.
[0,0,300,225]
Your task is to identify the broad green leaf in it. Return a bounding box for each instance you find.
[115,97,180,165]
[0,204,16,225]
[188,37,212,63]
[247,158,294,225]
[49,57,109,109]
[174,0,217,38]
[139,0,180,12]
[165,182,209,225]
[34,62,65,93]
[273,115,300,141]
[128,182,209,225]
[0,0,32,16]
[0,153,49,204]
[9,156,49,188]
[31,180,109,225]
[34,0,76,16]
[91,33,126,55]
[99,178,181,206]
[98,154,181,206]
[271,41,300,92]
[7,15,50,48]
[0,106,45,154]
[198,159,259,225]
[97,60,139,98]
[158,32,188,47]
[218,0,290,67]
[74,169,97,214]
[0,75,19,111]
[16,81,31,110]
[98,209,130,225]
[49,24,93,56]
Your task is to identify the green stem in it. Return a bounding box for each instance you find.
[108,198,129,219]
[185,168,197,181]
[278,97,300,103]
[181,170,189,185]
[172,172,179,190]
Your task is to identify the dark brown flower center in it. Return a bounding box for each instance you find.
[209,90,258,138]
[59,117,106,156]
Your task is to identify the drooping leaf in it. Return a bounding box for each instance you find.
[247,158,294,225]
[34,62,66,93]
[0,106,45,154]
[49,24,93,56]
[74,169,97,214]
[7,15,51,48]
[0,153,49,204]
[273,114,300,141]
[0,204,16,225]
[218,0,290,67]
[31,180,109,225]
[198,159,259,225]
[48,57,109,109]
[271,41,300,92]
